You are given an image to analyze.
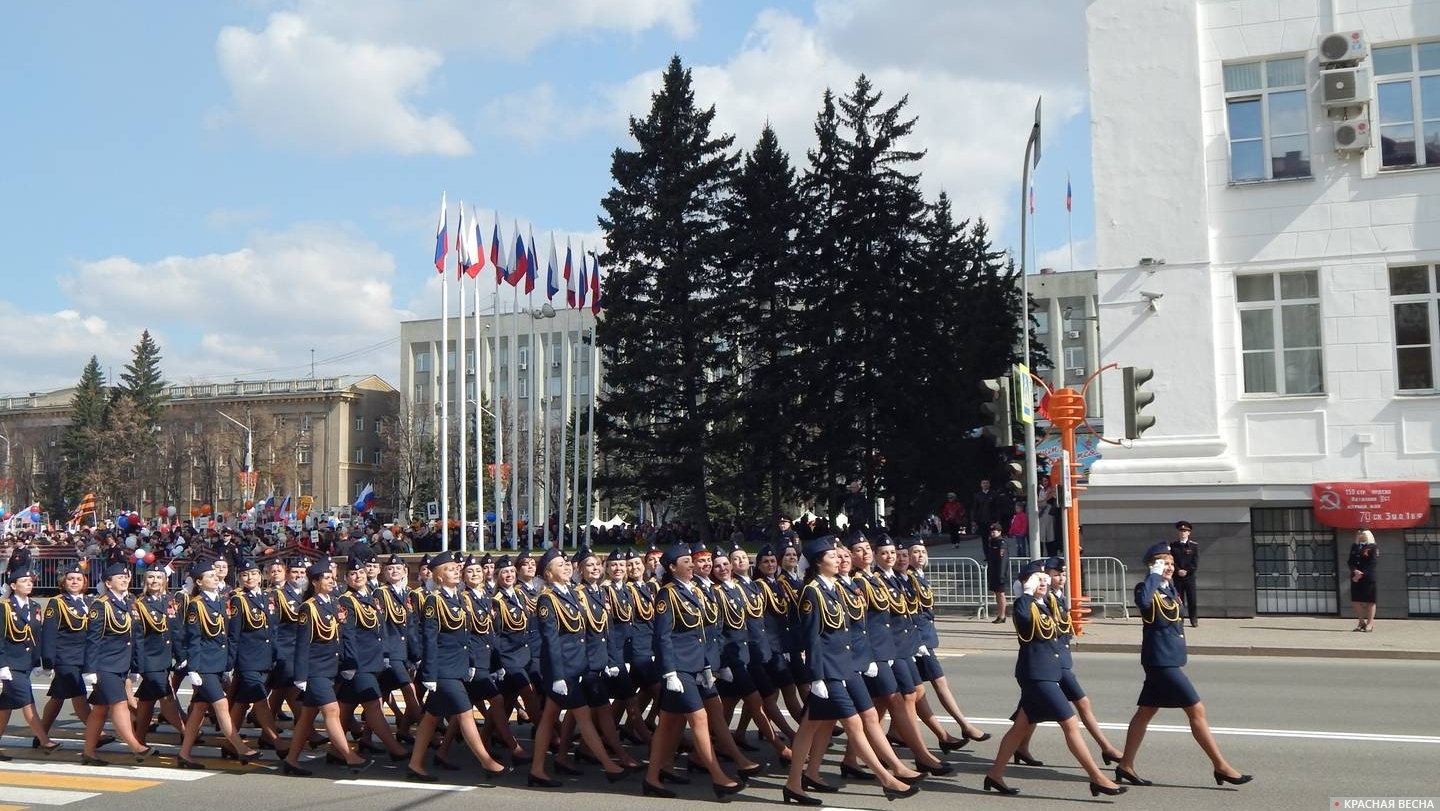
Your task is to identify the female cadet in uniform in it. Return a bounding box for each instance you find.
[39,564,94,742]
[753,545,805,732]
[1009,557,1124,766]
[1113,543,1252,789]
[80,564,155,765]
[0,569,62,758]
[899,539,989,751]
[225,557,283,759]
[268,558,309,736]
[782,538,918,806]
[376,554,421,741]
[337,556,409,762]
[527,548,627,788]
[641,543,745,801]
[403,552,509,783]
[177,559,258,769]
[490,554,538,762]
[624,549,661,744]
[711,550,792,765]
[558,547,640,772]
[433,554,502,769]
[132,567,187,750]
[282,559,373,776]
[983,563,1123,797]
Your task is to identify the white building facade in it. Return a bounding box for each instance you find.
[1085,0,1440,617]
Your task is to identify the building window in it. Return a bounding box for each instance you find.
[1390,264,1440,390]
[373,450,383,465]
[415,351,431,373]
[414,383,426,403]
[1033,310,1050,335]
[518,377,529,399]
[273,414,286,431]
[354,448,365,464]
[518,346,529,369]
[300,414,312,432]
[466,349,476,374]
[1236,270,1323,394]
[447,350,456,371]
[466,380,476,402]
[297,446,312,464]
[354,416,364,431]
[1374,41,1440,168]
[1224,56,1310,182]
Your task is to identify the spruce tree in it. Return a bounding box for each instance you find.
[596,55,739,539]
[118,329,167,427]
[61,356,107,507]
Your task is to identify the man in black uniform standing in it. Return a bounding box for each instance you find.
[1169,521,1200,627]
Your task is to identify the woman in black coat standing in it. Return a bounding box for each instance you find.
[1347,529,1379,632]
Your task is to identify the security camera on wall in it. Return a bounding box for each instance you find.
[1140,290,1163,312]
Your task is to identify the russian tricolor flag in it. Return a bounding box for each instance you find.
[491,221,505,284]
[506,227,529,287]
[525,225,538,294]
[576,247,589,308]
[433,193,448,274]
[589,254,602,314]
[564,240,577,307]
[546,234,560,300]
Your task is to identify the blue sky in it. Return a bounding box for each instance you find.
[0,0,1094,395]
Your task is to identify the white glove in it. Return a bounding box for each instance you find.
[717,667,734,682]
[700,668,716,689]
[551,679,568,697]
[1023,573,1044,596]
[917,645,931,657]
[623,662,631,672]
[383,657,390,668]
[467,667,476,681]
[176,660,187,670]
[781,652,791,663]
[188,671,204,687]
[494,667,506,681]
[0,666,11,681]
[809,680,829,700]
[294,680,307,692]
[83,672,98,689]
[604,665,620,677]
[864,662,878,678]
[1150,559,1168,577]
[663,672,684,693]
[422,681,437,692]
[341,669,357,681]
[128,672,141,685]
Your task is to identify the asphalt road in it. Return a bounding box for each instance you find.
[7,650,1436,811]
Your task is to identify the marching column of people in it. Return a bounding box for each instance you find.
[0,523,1253,802]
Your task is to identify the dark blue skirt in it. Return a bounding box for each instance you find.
[745,659,775,696]
[136,672,173,702]
[267,658,296,690]
[1019,679,1075,724]
[232,670,269,703]
[0,670,35,709]
[48,665,86,699]
[629,658,661,688]
[1058,668,1086,702]
[915,653,945,682]
[763,656,794,688]
[424,678,471,717]
[544,676,588,710]
[301,675,337,707]
[87,671,129,706]
[807,673,872,721]
[192,672,226,704]
[657,670,705,715]
[1137,666,1200,708]
[862,661,900,698]
[378,658,412,690]
[340,671,384,704]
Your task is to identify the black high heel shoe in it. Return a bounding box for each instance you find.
[641,779,677,798]
[528,774,562,788]
[840,763,875,780]
[916,760,954,776]
[80,754,110,767]
[1012,751,1044,767]
[433,755,461,771]
[802,775,839,793]
[983,776,1019,795]
[782,787,822,806]
[1115,766,1152,786]
[964,730,992,743]
[176,756,207,770]
[938,737,967,753]
[347,758,375,775]
[1214,771,1253,786]
[604,767,629,784]
[280,760,312,777]
[713,780,745,801]
[134,746,156,763]
[1091,782,1127,797]
[407,768,439,783]
[737,763,765,779]
[659,768,691,785]
[1102,751,1123,766]
[883,783,920,801]
[41,741,63,755]
[484,764,513,780]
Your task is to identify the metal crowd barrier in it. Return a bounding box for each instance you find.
[26,556,188,594]
[929,555,1131,620]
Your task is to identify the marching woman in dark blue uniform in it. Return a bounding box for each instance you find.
[983,562,1122,797]
[267,558,309,737]
[433,554,504,769]
[376,554,421,741]
[640,543,745,801]
[177,559,258,769]
[564,547,643,772]
[782,537,917,806]
[1114,543,1252,789]
[337,556,410,762]
[80,564,155,765]
[225,557,283,758]
[901,539,989,751]
[489,554,538,762]
[0,569,62,759]
[527,548,626,788]
[754,545,805,731]
[403,552,509,783]
[39,563,95,742]
[624,550,662,744]
[131,567,187,750]
[282,559,373,776]
[711,549,792,765]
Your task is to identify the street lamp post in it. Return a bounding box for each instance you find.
[530,304,556,547]
[1019,98,1043,560]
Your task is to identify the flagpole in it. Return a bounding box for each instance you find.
[526,292,537,550]
[509,239,521,551]
[536,308,549,548]
[570,248,584,544]
[557,294,572,550]
[474,229,486,553]
[456,269,468,554]
[439,247,450,555]
[585,317,597,532]
[492,217,505,553]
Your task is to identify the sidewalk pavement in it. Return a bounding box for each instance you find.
[933,613,1440,661]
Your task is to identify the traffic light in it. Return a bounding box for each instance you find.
[978,376,1013,446]
[1004,449,1025,498]
[1122,366,1156,439]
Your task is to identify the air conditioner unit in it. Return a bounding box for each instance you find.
[551,360,562,369]
[1068,367,1086,376]
[518,362,528,371]
[1320,67,1370,108]
[1318,31,1368,65]
[1064,330,1081,339]
[1333,119,1371,152]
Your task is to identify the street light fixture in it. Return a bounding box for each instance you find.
[214,409,253,472]
[1019,97,1042,560]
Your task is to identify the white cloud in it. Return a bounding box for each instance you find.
[213,12,472,156]
[594,1,1089,233]
[1037,238,1096,273]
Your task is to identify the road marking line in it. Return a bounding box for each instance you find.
[0,787,99,806]
[333,778,474,792]
[0,761,215,781]
[0,803,28,811]
[0,772,160,792]
[961,717,1440,745]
